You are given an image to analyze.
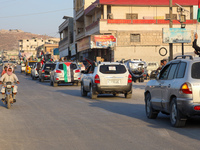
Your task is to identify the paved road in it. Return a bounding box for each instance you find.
[0,67,200,150]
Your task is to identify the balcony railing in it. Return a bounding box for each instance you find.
[59,36,69,46]
[107,19,197,24]
[85,20,99,31]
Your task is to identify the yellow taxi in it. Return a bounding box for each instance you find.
[25,61,37,75]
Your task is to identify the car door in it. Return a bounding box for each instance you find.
[151,64,171,110]
[160,63,179,111]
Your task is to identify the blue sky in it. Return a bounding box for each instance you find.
[0,0,73,37]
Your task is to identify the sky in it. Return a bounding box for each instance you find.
[0,0,73,37]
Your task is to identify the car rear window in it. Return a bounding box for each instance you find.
[192,62,200,79]
[44,64,56,70]
[28,62,36,67]
[58,63,77,70]
[100,65,126,74]
[176,62,186,78]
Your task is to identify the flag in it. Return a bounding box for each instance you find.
[63,62,72,82]
[198,0,200,22]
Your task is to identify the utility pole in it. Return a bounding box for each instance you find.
[169,0,173,60]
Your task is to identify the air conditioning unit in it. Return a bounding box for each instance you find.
[108,13,113,19]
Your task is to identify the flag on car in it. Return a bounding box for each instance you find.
[198,0,200,22]
[63,62,72,82]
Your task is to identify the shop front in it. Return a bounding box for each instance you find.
[77,35,116,62]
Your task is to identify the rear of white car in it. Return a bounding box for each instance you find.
[51,62,81,86]
[92,63,132,98]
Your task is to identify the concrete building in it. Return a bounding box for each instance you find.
[58,16,74,59]
[18,38,59,58]
[73,0,198,63]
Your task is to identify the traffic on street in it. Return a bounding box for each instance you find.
[0,61,200,150]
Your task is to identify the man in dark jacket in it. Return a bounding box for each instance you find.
[192,33,200,57]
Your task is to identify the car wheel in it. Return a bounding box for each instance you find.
[170,98,186,127]
[81,84,87,96]
[90,84,97,99]
[124,92,132,99]
[53,81,58,87]
[145,93,159,119]
[50,79,53,86]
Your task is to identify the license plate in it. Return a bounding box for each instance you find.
[107,79,120,84]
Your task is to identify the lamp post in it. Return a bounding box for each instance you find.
[177,6,186,55]
[169,0,173,61]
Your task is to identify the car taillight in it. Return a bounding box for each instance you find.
[94,74,100,84]
[194,106,200,111]
[180,82,192,94]
[55,70,61,73]
[42,69,45,73]
[75,69,80,73]
[128,74,132,83]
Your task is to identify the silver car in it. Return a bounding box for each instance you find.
[145,55,200,127]
[50,62,81,87]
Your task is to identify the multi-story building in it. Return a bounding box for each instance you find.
[58,16,74,59]
[18,38,59,58]
[74,0,198,63]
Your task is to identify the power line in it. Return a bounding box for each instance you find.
[0,8,73,19]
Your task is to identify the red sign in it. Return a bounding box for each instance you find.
[91,35,116,48]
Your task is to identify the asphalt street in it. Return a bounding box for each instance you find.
[0,66,200,150]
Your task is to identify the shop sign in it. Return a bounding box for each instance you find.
[91,35,116,48]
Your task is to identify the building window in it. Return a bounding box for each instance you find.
[130,34,140,42]
[126,13,138,19]
[165,14,177,20]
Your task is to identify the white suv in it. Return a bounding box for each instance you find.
[81,62,132,99]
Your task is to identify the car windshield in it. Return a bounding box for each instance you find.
[192,62,200,79]
[28,62,37,67]
[3,61,8,63]
[44,64,56,70]
[100,65,126,74]
[59,63,77,70]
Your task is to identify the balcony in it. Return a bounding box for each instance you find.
[107,19,197,24]
[86,20,99,32]
[59,36,69,47]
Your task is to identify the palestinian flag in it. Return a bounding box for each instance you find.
[198,0,200,22]
[63,62,74,82]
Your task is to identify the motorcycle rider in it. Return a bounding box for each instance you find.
[1,66,8,76]
[0,67,19,102]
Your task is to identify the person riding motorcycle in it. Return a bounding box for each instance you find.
[0,67,19,102]
[1,66,8,76]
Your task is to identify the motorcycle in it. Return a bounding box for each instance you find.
[4,82,15,109]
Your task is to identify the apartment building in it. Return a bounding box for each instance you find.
[58,16,74,59]
[74,0,198,63]
[18,38,59,58]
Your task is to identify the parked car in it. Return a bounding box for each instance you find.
[39,63,56,82]
[146,62,159,79]
[81,62,132,99]
[145,55,200,127]
[31,62,42,80]
[50,62,81,86]
[25,61,37,75]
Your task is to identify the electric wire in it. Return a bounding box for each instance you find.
[0,8,73,18]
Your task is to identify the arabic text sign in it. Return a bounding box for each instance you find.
[163,28,191,43]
